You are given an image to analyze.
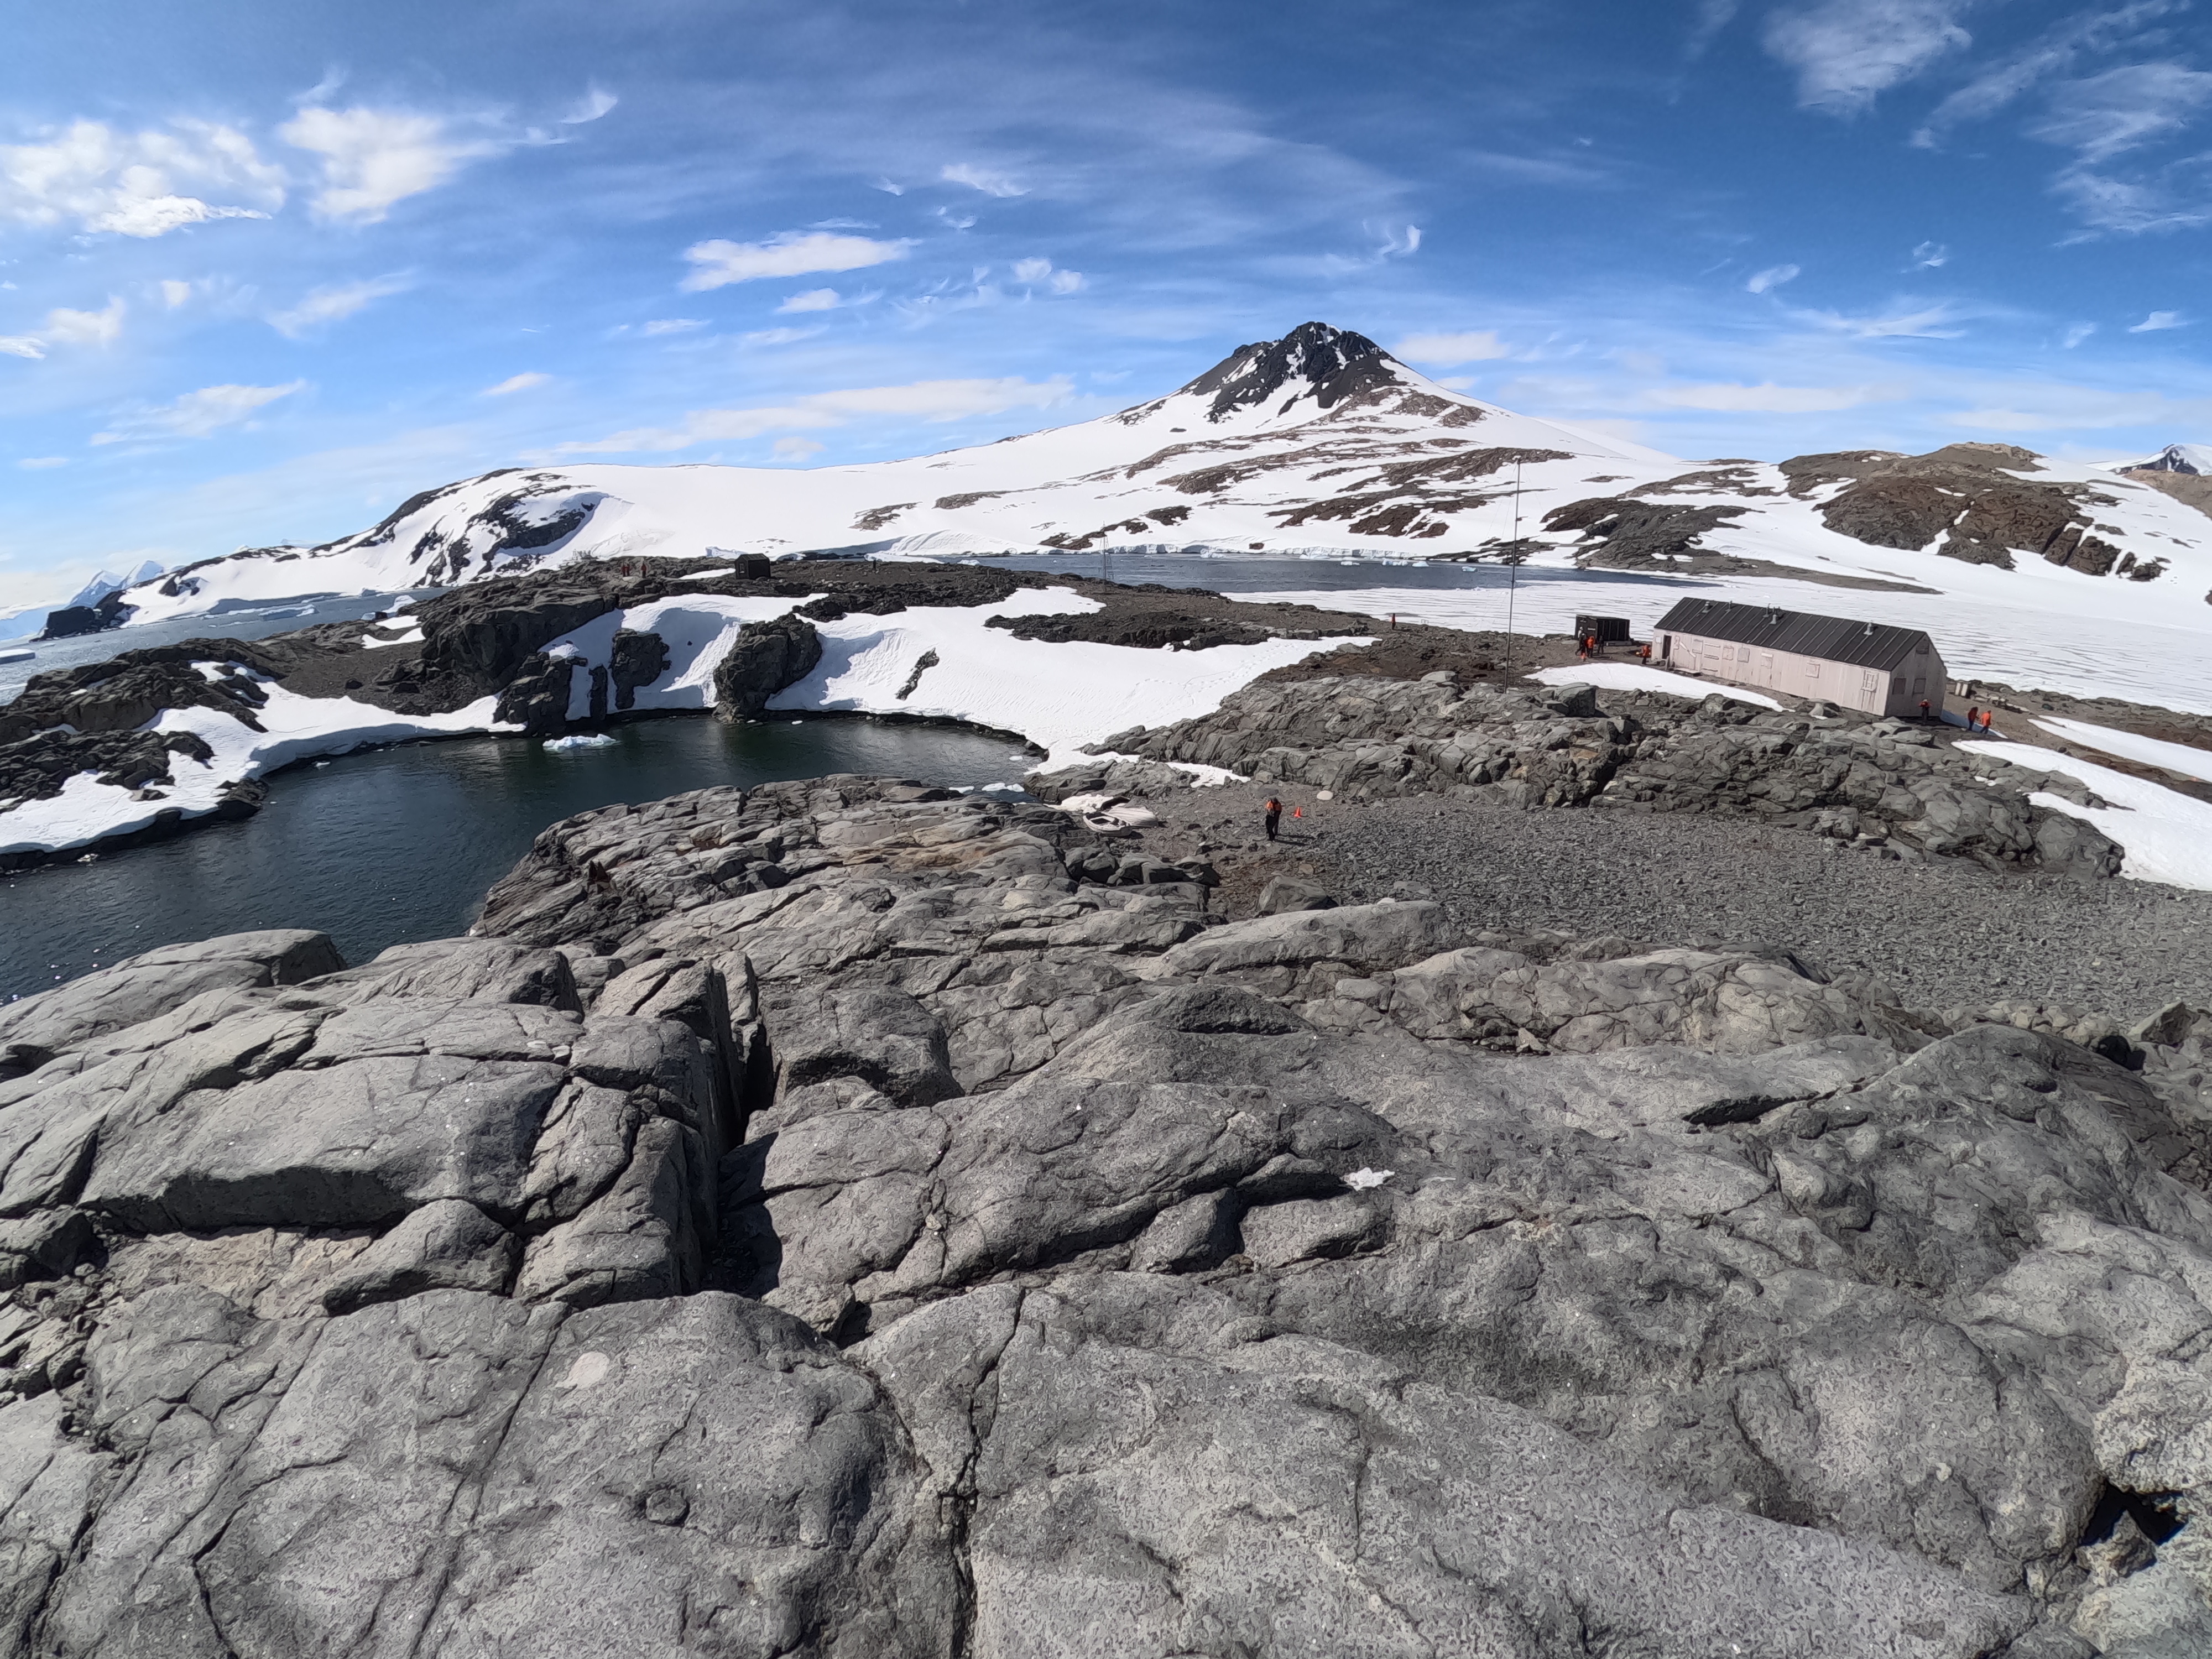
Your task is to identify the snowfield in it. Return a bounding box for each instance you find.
[0,585,1363,859]
[1527,662,1783,709]
[1960,740,2212,891]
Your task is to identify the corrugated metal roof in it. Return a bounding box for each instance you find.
[1653,598,1936,672]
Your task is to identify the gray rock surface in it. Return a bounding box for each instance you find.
[1073,673,2126,877]
[0,774,2207,1653]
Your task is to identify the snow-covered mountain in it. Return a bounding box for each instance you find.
[2125,443,2212,476]
[96,321,2212,646]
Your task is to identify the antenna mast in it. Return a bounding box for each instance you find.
[1505,458,1522,673]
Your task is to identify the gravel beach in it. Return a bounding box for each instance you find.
[1159,781,2212,1019]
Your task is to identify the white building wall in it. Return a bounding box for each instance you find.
[1658,632,1947,716]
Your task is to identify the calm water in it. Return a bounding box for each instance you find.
[0,716,1037,1002]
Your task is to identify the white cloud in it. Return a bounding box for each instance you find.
[2031,62,2212,165]
[1009,258,1086,294]
[1746,263,1801,293]
[159,279,193,309]
[16,456,67,469]
[1392,331,1512,366]
[561,86,619,124]
[942,162,1027,197]
[1646,380,1897,413]
[44,297,124,345]
[93,379,305,444]
[740,326,821,346]
[1794,301,1966,338]
[2064,322,2097,348]
[773,437,826,461]
[1762,0,1976,114]
[2031,63,2212,234]
[1910,241,1948,268]
[484,372,550,396]
[279,106,498,224]
[0,118,284,238]
[778,288,843,313]
[268,274,410,338]
[1912,1,2184,146]
[557,375,1075,455]
[0,296,127,357]
[1373,224,1422,259]
[640,317,706,335]
[2129,310,2185,332]
[680,231,914,291]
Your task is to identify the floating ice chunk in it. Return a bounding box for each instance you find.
[542,732,618,752]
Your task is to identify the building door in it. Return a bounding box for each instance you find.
[1759,650,1775,687]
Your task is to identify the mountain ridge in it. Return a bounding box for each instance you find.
[56,321,2212,645]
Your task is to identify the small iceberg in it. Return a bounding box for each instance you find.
[0,649,33,665]
[542,732,619,752]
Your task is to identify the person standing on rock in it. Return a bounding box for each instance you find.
[1966,706,1980,732]
[1264,796,1282,841]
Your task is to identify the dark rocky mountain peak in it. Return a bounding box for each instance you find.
[2135,443,2208,476]
[1178,321,1397,422]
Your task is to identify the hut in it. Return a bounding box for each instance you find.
[1652,598,1947,717]
[1573,614,1632,649]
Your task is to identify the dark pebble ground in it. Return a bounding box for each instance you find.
[1156,784,2212,1021]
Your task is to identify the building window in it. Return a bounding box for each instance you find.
[1806,661,1819,677]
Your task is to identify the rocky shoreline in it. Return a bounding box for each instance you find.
[0,769,2208,1652]
[0,560,1376,868]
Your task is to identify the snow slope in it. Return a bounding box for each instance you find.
[1959,740,2212,890]
[1,585,1362,858]
[76,320,2212,716]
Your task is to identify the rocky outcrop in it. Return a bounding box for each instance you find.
[1781,444,2127,572]
[1090,674,2126,877]
[712,613,823,719]
[0,775,2208,1650]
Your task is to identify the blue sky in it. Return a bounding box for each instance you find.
[3,0,2209,606]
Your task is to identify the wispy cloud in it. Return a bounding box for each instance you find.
[740,326,822,346]
[0,118,283,238]
[773,436,826,461]
[778,288,844,313]
[268,273,410,338]
[158,279,193,309]
[1793,300,1966,338]
[2032,62,2212,234]
[1910,241,1948,269]
[1009,257,1085,293]
[2064,322,2097,348]
[1911,0,2184,147]
[556,375,1075,455]
[640,317,706,335]
[15,456,67,469]
[93,379,305,444]
[44,298,125,345]
[942,162,1027,197]
[1645,380,1898,413]
[1393,330,1511,366]
[1763,0,1977,114]
[561,86,618,125]
[0,296,127,358]
[1685,0,1740,59]
[1746,263,1801,293]
[483,372,550,395]
[680,230,913,291]
[2128,310,2185,332]
[279,106,501,224]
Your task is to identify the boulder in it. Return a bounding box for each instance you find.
[713,613,822,719]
